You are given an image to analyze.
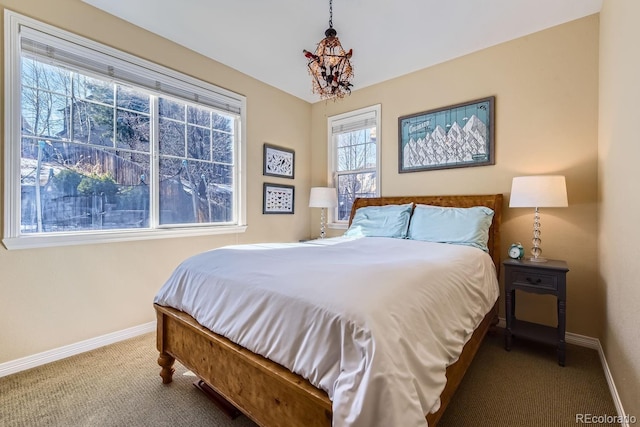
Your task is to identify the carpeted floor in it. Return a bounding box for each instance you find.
[437,331,619,426]
[0,329,619,426]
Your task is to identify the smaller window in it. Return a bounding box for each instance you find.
[327,105,381,224]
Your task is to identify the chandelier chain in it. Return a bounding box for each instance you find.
[329,0,333,28]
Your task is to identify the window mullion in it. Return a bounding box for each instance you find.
[69,72,75,142]
[183,104,188,159]
[150,95,160,228]
[112,84,117,149]
[209,111,214,165]
[337,166,377,175]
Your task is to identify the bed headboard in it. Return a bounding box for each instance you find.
[348,194,503,270]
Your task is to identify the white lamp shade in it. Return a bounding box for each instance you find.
[509,175,568,208]
[309,187,338,208]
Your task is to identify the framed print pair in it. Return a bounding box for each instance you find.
[263,143,295,214]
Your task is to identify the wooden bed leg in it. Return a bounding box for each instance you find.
[158,352,175,384]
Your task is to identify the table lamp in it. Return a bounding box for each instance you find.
[309,187,337,239]
[509,175,568,262]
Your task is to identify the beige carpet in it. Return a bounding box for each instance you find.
[0,334,255,427]
[0,330,618,426]
[438,331,619,426]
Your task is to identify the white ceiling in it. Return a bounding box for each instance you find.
[82,0,602,103]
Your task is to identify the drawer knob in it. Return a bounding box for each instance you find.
[526,277,542,284]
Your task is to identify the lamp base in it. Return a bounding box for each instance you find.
[319,208,326,239]
[528,256,548,263]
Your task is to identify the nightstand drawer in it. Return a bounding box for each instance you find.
[512,271,558,291]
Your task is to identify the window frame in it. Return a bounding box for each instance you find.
[3,10,247,250]
[327,104,381,228]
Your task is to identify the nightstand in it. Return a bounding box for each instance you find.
[503,258,569,366]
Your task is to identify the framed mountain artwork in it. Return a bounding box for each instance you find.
[398,96,495,173]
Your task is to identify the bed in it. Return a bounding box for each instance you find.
[154,194,503,426]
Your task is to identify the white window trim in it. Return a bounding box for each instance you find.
[3,10,247,250]
[327,104,381,229]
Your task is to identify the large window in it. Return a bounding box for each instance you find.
[328,105,381,224]
[3,11,246,249]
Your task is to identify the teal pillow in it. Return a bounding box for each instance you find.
[344,203,413,238]
[407,205,494,252]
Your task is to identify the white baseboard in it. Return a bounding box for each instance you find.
[591,338,632,427]
[0,321,155,378]
[497,317,630,426]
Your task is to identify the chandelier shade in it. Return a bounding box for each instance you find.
[303,0,354,100]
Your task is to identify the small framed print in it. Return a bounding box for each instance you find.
[263,183,295,214]
[263,143,295,179]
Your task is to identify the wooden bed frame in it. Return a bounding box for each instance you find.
[155,194,503,427]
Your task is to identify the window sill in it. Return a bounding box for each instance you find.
[2,225,248,250]
[328,222,348,230]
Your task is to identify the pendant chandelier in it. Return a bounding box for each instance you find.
[303,0,354,100]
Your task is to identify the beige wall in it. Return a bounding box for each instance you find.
[599,0,640,417]
[0,0,312,363]
[311,16,600,336]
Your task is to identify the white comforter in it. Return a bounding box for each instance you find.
[154,236,499,427]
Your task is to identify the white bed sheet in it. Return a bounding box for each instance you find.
[154,236,499,427]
